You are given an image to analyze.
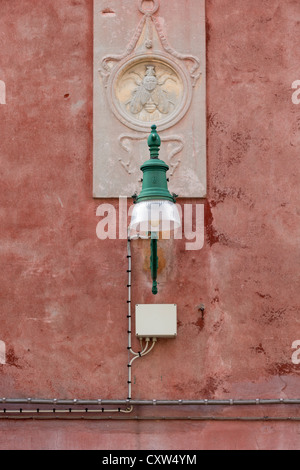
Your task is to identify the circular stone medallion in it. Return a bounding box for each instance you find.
[108,53,192,132]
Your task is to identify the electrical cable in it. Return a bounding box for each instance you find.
[126,232,157,401]
[0,413,299,421]
[1,235,299,419]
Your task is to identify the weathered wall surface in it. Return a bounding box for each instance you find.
[0,0,300,450]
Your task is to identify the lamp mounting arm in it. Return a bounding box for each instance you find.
[150,237,158,295]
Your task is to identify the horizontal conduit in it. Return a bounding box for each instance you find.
[0,399,300,406]
[0,399,300,420]
[1,416,300,422]
[1,240,299,420]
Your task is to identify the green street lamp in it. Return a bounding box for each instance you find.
[130,125,181,295]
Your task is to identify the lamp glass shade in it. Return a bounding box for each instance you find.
[130,200,181,238]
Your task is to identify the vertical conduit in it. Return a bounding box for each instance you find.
[127,235,132,399]
[127,234,156,399]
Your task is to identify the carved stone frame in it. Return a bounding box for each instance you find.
[107,52,193,133]
[93,0,206,198]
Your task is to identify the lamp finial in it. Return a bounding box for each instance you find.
[148,124,161,159]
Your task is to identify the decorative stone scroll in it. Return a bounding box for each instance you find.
[94,0,206,198]
[118,132,184,176]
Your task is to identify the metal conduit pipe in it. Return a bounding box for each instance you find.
[0,400,300,422]
[1,399,300,406]
[127,234,156,400]
[2,238,300,417]
[1,416,300,422]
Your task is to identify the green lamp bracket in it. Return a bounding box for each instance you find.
[132,125,178,295]
[148,124,161,295]
[150,236,158,295]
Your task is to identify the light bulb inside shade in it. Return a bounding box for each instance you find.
[129,200,181,239]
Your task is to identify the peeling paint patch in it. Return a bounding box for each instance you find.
[256,292,272,300]
[210,186,254,209]
[250,343,266,355]
[205,202,231,247]
[6,347,21,369]
[261,307,286,324]
[199,375,221,398]
[205,202,220,246]
[0,341,5,364]
[192,317,205,332]
[267,362,300,376]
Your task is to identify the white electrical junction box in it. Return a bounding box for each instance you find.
[135,304,177,338]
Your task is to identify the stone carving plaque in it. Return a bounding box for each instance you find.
[94,0,206,198]
[112,59,190,131]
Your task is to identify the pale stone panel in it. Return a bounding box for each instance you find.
[94,0,206,198]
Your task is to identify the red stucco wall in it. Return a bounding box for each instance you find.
[0,0,300,450]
